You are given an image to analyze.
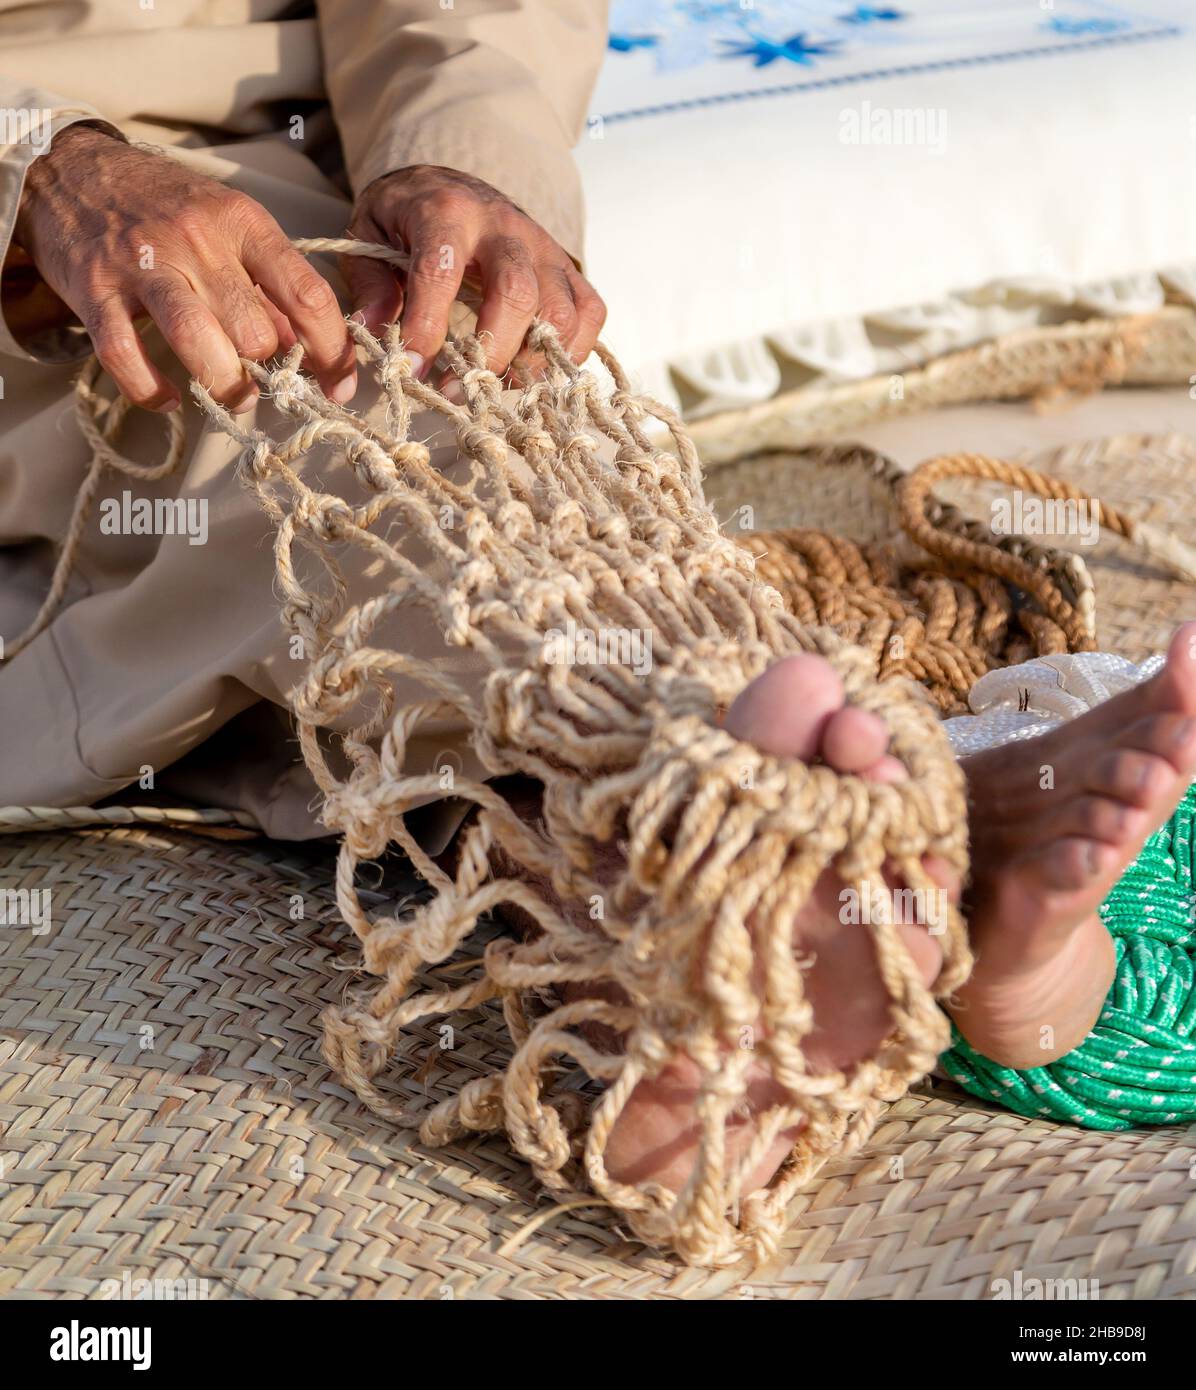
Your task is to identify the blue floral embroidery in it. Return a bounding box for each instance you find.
[608,1,846,73]
[606,4,1165,80]
[719,31,843,67]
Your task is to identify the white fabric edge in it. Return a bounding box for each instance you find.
[626,265,1195,420]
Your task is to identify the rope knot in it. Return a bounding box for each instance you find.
[526,321,561,356]
[267,364,309,413]
[294,494,352,541]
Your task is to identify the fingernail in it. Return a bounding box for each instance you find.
[156,396,181,414]
[331,373,357,405]
[1174,718,1196,749]
[349,310,367,326]
[442,378,465,405]
[405,351,425,379]
[1085,841,1103,875]
[360,302,396,332]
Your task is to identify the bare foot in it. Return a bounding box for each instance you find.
[952,622,1196,1069]
[601,652,957,1192]
[504,626,1196,1199]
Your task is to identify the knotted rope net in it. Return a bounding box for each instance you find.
[203,239,977,1266]
[35,239,1196,1266]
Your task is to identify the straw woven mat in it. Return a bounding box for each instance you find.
[5,418,1196,1301]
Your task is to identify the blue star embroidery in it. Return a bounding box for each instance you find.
[720,32,843,67]
[608,32,660,52]
[839,5,906,23]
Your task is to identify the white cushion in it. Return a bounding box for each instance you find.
[577,1,1196,414]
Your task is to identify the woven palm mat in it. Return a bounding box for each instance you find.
[6,432,1196,1300]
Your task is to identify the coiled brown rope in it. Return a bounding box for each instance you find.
[27,239,1196,1266]
[748,446,1196,713]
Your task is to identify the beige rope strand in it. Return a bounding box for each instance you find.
[8,363,185,659]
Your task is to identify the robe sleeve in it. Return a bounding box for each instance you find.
[0,82,127,360]
[314,0,609,264]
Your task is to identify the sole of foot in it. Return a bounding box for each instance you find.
[951,621,1196,1069]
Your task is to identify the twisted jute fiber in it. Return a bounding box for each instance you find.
[29,238,1196,1267]
[738,445,1196,714]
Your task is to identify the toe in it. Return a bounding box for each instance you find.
[724,653,844,759]
[1038,621,1196,749]
[1087,744,1183,810]
[923,854,962,901]
[604,1052,795,1193]
[820,705,890,773]
[1148,621,1196,718]
[1117,711,1196,777]
[1024,835,1119,894]
[861,753,908,783]
[1056,793,1145,847]
[602,1055,705,1189]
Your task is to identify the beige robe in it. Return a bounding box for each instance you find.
[0,0,608,844]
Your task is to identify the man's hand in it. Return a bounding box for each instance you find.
[343,164,606,380]
[15,125,355,412]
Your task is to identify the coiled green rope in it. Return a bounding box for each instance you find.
[942,782,1196,1129]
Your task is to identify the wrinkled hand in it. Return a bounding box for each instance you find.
[343,164,606,381]
[15,124,355,412]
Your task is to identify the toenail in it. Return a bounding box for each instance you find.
[1173,719,1196,750]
